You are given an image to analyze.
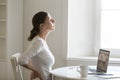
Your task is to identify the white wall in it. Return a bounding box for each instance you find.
[68,0,95,57]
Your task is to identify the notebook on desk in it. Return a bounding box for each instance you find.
[89,49,111,75]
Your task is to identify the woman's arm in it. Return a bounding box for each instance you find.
[21,61,37,72]
[18,40,43,80]
[21,61,43,80]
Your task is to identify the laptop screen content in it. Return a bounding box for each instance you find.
[97,49,110,73]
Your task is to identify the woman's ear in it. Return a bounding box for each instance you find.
[39,24,45,30]
[40,24,44,27]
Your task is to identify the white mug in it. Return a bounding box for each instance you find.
[80,65,88,79]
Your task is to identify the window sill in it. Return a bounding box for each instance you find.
[67,57,120,66]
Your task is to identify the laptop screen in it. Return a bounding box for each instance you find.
[97,49,110,73]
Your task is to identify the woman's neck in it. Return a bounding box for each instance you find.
[38,31,50,41]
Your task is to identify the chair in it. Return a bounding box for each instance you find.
[11,53,24,80]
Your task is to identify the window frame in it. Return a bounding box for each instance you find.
[94,0,120,58]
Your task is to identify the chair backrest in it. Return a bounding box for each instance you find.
[11,53,23,80]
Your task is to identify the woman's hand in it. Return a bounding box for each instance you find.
[30,71,43,80]
[30,71,37,80]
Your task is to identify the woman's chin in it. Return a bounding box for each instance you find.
[52,27,55,31]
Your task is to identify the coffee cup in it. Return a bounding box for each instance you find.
[80,64,88,79]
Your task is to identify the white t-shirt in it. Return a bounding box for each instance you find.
[18,36,55,80]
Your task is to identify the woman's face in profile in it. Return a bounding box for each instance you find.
[43,13,55,31]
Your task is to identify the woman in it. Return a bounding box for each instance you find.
[18,11,55,80]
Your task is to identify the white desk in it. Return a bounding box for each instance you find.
[51,66,120,80]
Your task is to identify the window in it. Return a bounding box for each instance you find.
[100,0,120,57]
[68,0,120,58]
[67,0,120,65]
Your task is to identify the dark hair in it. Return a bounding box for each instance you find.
[28,11,48,41]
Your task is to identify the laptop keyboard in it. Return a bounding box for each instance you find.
[89,67,96,72]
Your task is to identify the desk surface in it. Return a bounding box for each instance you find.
[51,66,120,80]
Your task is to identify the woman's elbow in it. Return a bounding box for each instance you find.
[18,57,28,66]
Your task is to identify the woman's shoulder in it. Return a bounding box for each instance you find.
[33,35,43,41]
[31,36,44,45]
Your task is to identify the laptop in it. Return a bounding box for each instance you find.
[89,49,111,75]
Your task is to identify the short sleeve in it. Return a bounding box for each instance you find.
[18,40,43,65]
